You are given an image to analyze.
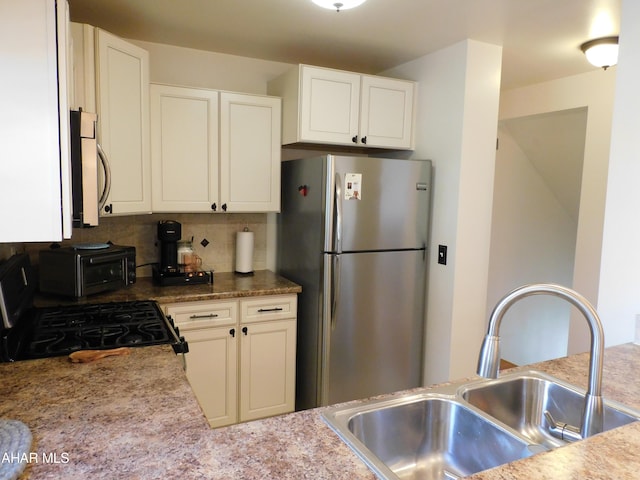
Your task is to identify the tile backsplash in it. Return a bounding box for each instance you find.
[20,213,268,277]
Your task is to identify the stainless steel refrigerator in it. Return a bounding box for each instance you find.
[277,154,431,410]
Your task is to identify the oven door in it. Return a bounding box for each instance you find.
[0,254,35,330]
[79,252,129,296]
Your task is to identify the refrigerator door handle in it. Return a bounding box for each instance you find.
[334,172,343,254]
[319,254,333,406]
[331,254,341,331]
[319,252,342,406]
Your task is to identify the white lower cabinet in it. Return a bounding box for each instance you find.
[164,300,237,428]
[163,294,296,428]
[180,321,238,427]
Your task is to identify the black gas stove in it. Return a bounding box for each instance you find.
[0,254,188,362]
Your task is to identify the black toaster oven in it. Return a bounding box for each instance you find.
[39,243,136,297]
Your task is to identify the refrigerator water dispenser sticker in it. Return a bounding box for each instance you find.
[344,173,362,200]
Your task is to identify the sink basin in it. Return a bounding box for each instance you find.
[460,371,640,449]
[322,394,535,480]
[322,371,640,480]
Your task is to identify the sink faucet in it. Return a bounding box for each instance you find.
[477,283,605,439]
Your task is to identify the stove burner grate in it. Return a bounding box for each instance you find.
[23,300,175,359]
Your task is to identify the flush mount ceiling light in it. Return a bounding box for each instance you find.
[311,0,367,12]
[580,36,619,70]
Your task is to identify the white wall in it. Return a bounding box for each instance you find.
[597,0,640,349]
[131,40,292,94]
[384,40,502,385]
[488,124,578,365]
[498,69,616,354]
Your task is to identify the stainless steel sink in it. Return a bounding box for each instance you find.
[322,370,640,480]
[460,370,640,449]
[323,393,535,480]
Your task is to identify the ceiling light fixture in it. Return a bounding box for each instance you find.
[580,36,619,70]
[311,0,367,12]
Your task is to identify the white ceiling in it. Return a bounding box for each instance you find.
[67,0,621,90]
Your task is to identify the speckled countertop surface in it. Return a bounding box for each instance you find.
[34,270,302,307]
[2,344,640,479]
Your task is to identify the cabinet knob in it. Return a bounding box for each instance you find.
[222,203,228,212]
[242,326,248,335]
[211,203,217,211]
[361,136,367,144]
[352,135,358,144]
[104,203,113,214]
[230,328,235,337]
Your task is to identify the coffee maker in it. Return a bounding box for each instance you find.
[158,220,181,273]
[153,220,213,286]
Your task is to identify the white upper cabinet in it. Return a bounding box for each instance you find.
[150,85,281,213]
[70,23,151,216]
[268,64,415,150]
[150,84,219,212]
[359,75,415,149]
[220,92,281,213]
[298,67,361,145]
[0,0,72,242]
[95,29,151,215]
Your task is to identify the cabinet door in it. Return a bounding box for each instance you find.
[360,76,415,149]
[299,66,360,145]
[95,28,151,215]
[180,327,238,428]
[0,0,71,242]
[151,85,219,212]
[166,300,239,428]
[219,93,281,212]
[239,319,296,422]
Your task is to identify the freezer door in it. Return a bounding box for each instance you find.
[327,156,431,252]
[321,249,425,406]
[277,157,327,410]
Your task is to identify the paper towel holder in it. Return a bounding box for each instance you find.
[235,226,255,276]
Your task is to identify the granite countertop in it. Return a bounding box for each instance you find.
[34,270,302,307]
[2,344,640,479]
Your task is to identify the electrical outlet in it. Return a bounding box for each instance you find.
[438,245,448,265]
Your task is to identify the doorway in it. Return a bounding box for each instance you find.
[486,107,588,366]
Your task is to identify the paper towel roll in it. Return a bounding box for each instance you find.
[235,229,254,273]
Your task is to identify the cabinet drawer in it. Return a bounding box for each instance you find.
[240,295,297,324]
[164,300,238,331]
